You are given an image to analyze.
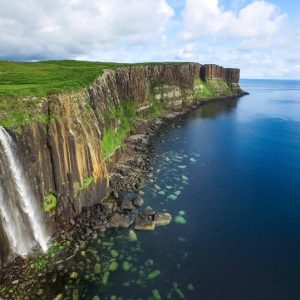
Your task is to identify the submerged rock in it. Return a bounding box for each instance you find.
[154,212,172,226]
[53,294,63,300]
[133,195,144,207]
[121,199,134,211]
[109,261,119,272]
[152,289,162,300]
[110,214,132,228]
[167,194,178,201]
[128,230,138,242]
[148,270,161,280]
[70,272,78,279]
[142,206,156,217]
[122,261,132,271]
[135,218,155,231]
[174,215,186,225]
[94,263,101,274]
[102,271,110,285]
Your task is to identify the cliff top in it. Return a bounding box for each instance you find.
[0,60,188,99]
[0,60,189,127]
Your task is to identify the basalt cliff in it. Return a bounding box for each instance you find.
[0,62,245,266]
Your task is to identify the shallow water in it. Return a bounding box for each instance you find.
[50,80,300,299]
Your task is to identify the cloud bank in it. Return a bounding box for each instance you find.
[0,0,299,78]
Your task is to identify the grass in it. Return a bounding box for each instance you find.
[73,176,94,194]
[0,60,188,99]
[102,101,138,158]
[148,96,166,117]
[44,193,57,213]
[194,79,233,99]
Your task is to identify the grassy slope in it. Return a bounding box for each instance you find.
[0,60,187,127]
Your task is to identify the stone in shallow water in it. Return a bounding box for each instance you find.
[109,261,119,272]
[142,206,156,217]
[158,191,166,195]
[94,263,101,274]
[93,296,100,300]
[187,283,195,291]
[174,191,181,196]
[152,289,162,300]
[178,210,186,216]
[128,230,138,242]
[70,272,78,279]
[175,287,185,299]
[102,272,110,285]
[190,158,197,163]
[135,218,156,231]
[121,199,134,210]
[133,195,144,207]
[178,237,186,242]
[148,270,161,280]
[53,294,63,300]
[181,175,189,181]
[110,214,132,228]
[167,195,177,201]
[122,261,132,271]
[72,289,79,300]
[110,250,119,258]
[144,259,154,266]
[154,212,172,226]
[174,215,186,225]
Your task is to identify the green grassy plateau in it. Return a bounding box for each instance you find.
[0,60,187,127]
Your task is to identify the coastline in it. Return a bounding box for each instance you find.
[0,92,248,299]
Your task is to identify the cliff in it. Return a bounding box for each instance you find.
[0,62,245,266]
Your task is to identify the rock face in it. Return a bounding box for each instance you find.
[0,62,245,266]
[200,64,240,82]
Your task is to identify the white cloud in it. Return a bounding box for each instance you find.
[182,0,286,40]
[0,0,174,60]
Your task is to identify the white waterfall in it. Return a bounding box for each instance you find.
[0,126,48,255]
[0,184,31,255]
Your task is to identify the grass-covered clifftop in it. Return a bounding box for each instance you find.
[0,60,187,127]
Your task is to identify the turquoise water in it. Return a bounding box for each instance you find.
[50,80,300,299]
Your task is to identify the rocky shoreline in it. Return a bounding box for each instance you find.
[0,96,245,299]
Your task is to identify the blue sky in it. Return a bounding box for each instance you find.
[0,0,299,79]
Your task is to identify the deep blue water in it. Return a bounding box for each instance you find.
[51,80,300,300]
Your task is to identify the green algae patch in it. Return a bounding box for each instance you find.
[44,193,57,213]
[102,271,110,285]
[122,261,132,271]
[110,250,119,258]
[73,176,94,194]
[109,261,119,271]
[152,289,162,300]
[148,270,161,280]
[174,215,187,225]
[94,263,101,274]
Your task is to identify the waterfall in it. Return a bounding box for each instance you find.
[0,126,48,256]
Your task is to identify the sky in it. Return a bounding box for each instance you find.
[0,0,299,79]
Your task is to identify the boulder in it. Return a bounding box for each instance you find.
[133,195,144,207]
[110,214,132,228]
[154,212,172,226]
[121,199,134,211]
[135,218,155,231]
